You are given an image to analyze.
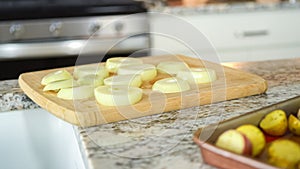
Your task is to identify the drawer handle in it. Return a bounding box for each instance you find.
[235,30,269,38]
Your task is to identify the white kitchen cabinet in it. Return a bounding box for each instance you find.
[150,6,300,62]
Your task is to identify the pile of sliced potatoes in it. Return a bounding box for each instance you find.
[216,108,300,169]
[41,57,217,106]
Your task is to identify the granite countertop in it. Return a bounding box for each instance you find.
[1,57,300,169]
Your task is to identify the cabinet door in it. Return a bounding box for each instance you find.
[150,9,300,62]
[185,9,300,49]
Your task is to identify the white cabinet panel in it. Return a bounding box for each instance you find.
[150,8,300,62]
[184,9,300,49]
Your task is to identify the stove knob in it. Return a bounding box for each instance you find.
[89,23,101,35]
[114,22,124,33]
[9,24,25,38]
[49,22,62,36]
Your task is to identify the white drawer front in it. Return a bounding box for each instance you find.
[184,9,300,50]
[150,9,300,61]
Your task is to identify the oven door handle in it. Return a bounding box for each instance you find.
[0,36,149,60]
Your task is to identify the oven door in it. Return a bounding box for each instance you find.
[0,35,149,80]
[0,13,150,80]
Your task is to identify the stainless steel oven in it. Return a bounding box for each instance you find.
[0,0,149,80]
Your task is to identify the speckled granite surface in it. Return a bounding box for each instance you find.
[1,58,300,169]
[0,80,39,112]
[77,58,300,169]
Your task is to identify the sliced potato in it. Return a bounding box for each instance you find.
[118,63,157,81]
[105,57,143,73]
[57,85,94,100]
[156,61,189,75]
[288,114,300,136]
[41,70,72,85]
[73,64,109,79]
[104,74,142,87]
[152,77,190,93]
[94,85,143,106]
[77,74,104,87]
[259,109,288,136]
[268,139,300,169]
[176,68,217,84]
[236,124,266,157]
[43,79,77,91]
[215,129,252,156]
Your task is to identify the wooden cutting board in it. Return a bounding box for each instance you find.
[18,55,268,127]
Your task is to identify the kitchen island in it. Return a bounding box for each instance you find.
[1,57,300,169]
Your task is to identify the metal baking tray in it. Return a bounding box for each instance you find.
[193,96,300,169]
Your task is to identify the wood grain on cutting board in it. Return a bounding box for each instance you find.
[18,55,268,127]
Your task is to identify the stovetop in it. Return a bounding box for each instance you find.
[0,0,146,21]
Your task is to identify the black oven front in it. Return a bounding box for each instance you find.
[0,0,149,80]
